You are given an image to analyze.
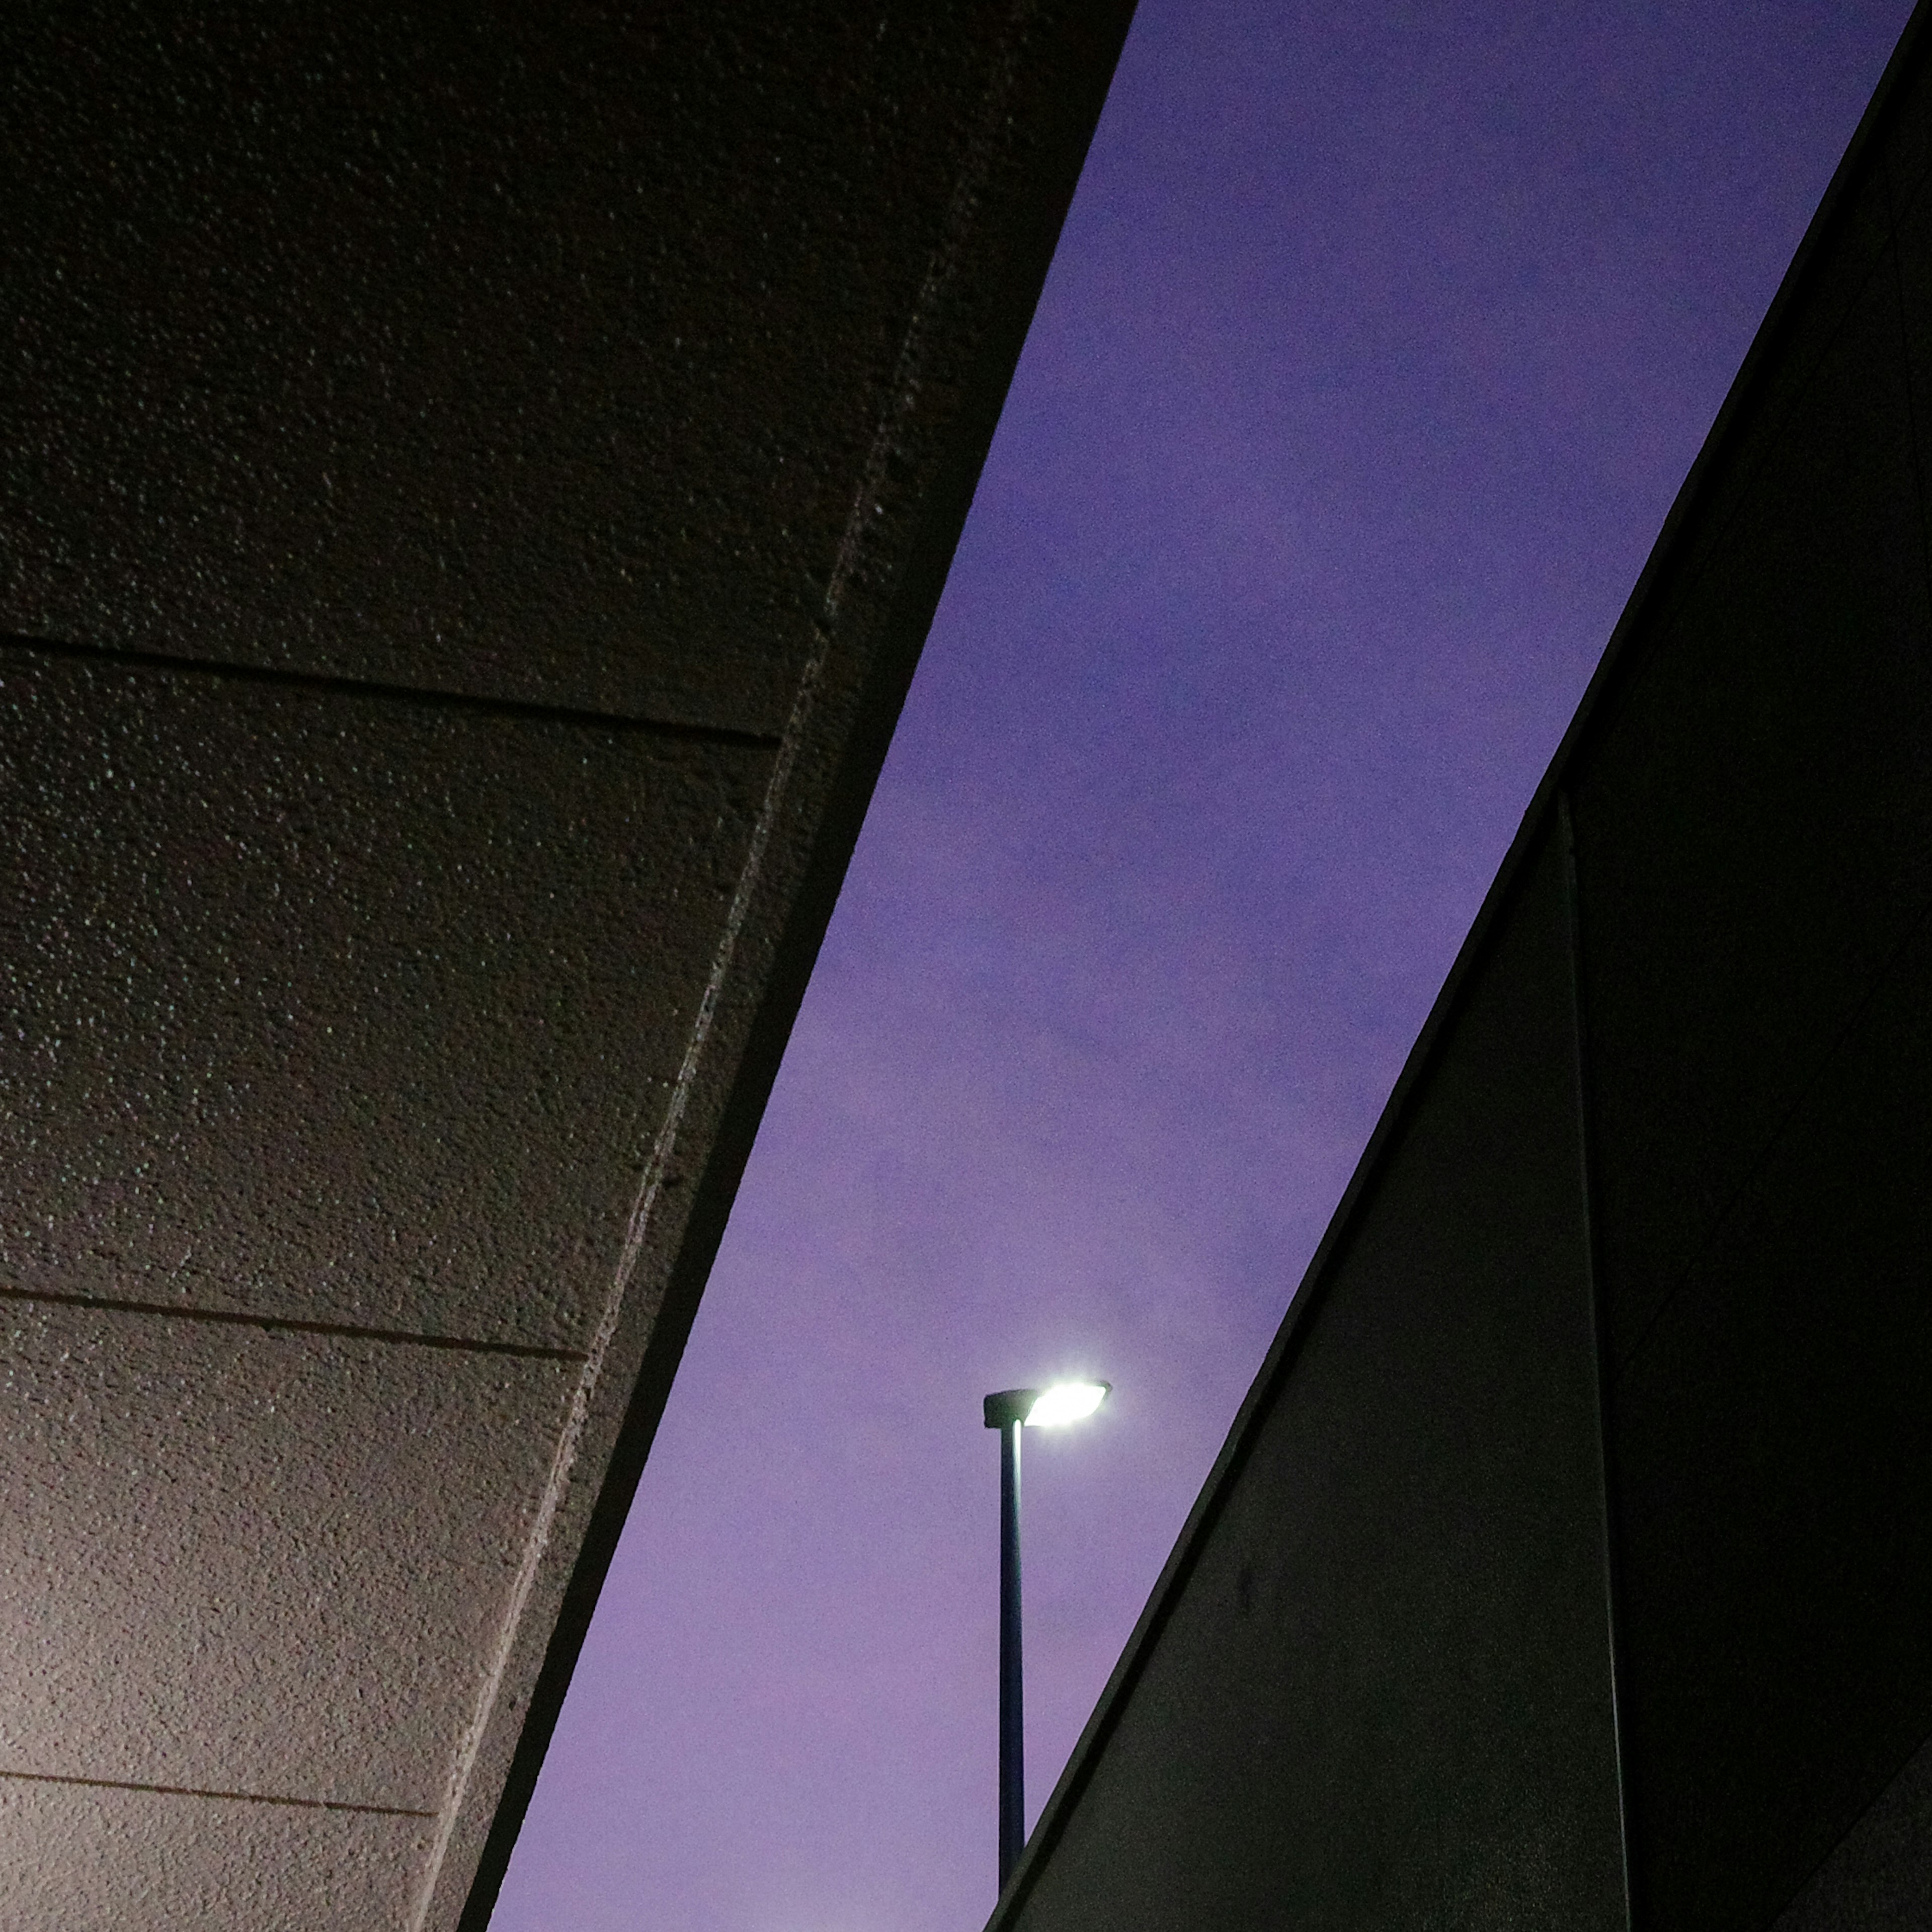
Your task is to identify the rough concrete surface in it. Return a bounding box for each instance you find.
[0,1778,428,1930]
[0,1302,574,1807]
[0,646,768,1350]
[0,2,1137,1925]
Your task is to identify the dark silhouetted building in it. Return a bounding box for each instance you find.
[989,9,1932,1931]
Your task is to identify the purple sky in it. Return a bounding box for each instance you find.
[491,5,1913,1927]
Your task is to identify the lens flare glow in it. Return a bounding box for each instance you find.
[1024,1381,1109,1427]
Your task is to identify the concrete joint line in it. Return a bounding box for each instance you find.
[0,1285,590,1362]
[0,629,783,750]
[0,1765,434,1820]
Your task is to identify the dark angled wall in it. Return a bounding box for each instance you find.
[991,8,1932,1931]
[1578,17,1932,1926]
[1004,825,1628,1930]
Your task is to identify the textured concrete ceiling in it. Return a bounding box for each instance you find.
[0,6,1134,1925]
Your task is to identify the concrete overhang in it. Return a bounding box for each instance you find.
[0,6,1134,1924]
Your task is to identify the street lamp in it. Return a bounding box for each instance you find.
[981,1379,1110,1893]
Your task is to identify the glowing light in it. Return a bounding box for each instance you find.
[1024,1381,1109,1427]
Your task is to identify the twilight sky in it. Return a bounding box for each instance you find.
[492,4,1914,1927]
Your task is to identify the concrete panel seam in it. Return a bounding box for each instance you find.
[1561,787,1639,1932]
[0,1285,591,1364]
[0,630,781,750]
[0,1767,434,1820]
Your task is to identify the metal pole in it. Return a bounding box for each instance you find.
[999,1415,1024,1892]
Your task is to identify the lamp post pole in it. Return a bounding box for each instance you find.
[998,1405,1025,1887]
[982,1381,1109,1898]
[983,1388,1032,1892]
